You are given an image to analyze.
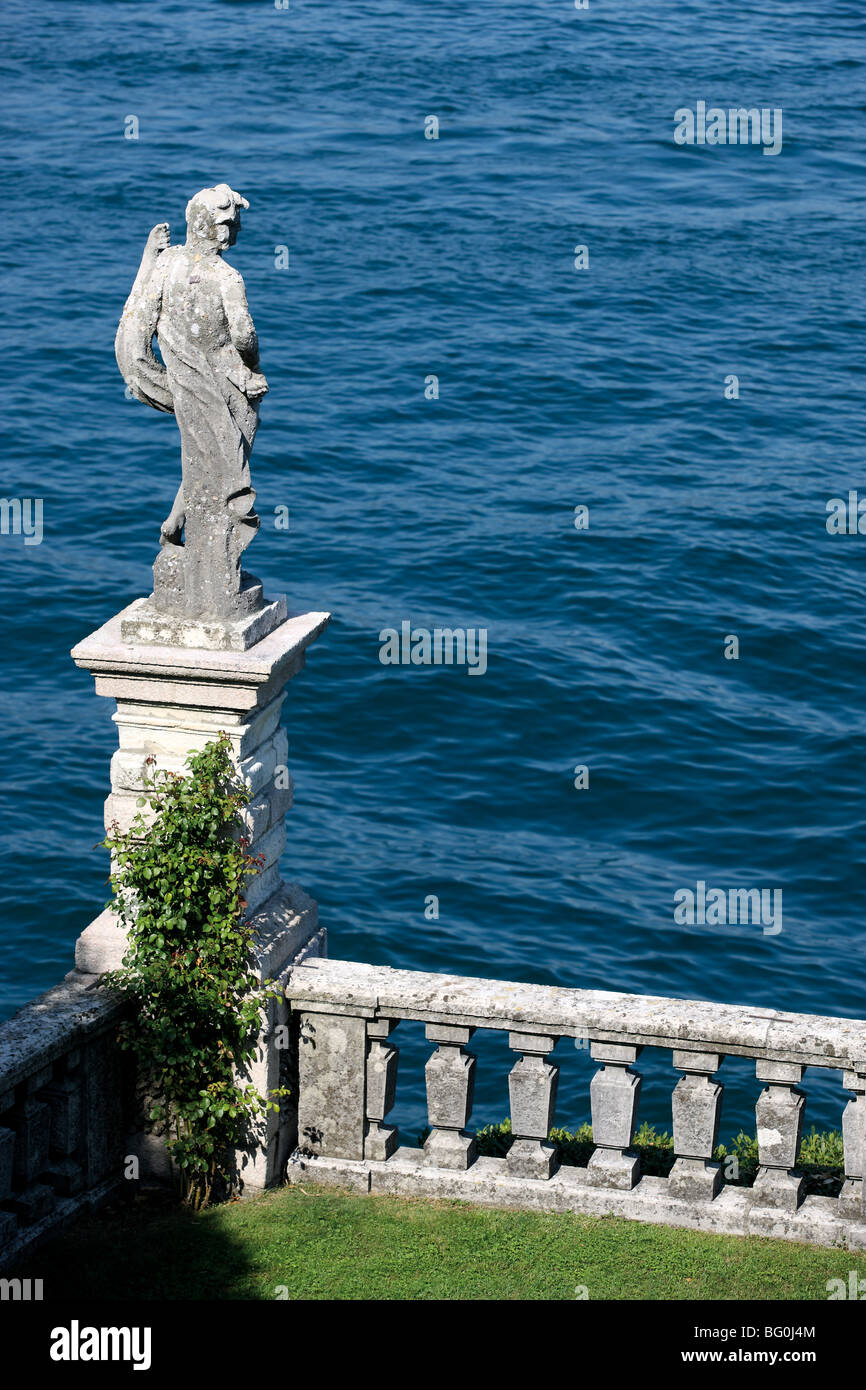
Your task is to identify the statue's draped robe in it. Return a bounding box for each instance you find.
[115,245,260,619]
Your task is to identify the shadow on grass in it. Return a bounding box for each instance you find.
[10,1187,259,1301]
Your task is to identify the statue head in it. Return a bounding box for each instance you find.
[184,184,249,252]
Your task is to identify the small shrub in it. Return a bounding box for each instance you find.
[463,1118,845,1192]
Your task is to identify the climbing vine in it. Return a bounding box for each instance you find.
[103,734,283,1209]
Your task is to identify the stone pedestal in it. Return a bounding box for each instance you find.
[70,599,330,1188]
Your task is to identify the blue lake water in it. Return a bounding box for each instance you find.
[2,0,865,1141]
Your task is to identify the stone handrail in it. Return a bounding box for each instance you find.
[284,958,866,1249]
[0,973,127,1268]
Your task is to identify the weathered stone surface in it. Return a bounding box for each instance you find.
[424,1128,477,1170]
[284,959,866,1070]
[115,186,271,631]
[296,1012,367,1162]
[244,863,283,917]
[672,1074,722,1158]
[42,1158,85,1197]
[668,1156,722,1201]
[508,1050,559,1139]
[81,1033,124,1189]
[589,1048,641,1151]
[364,1035,399,1161]
[284,959,866,1224]
[8,1183,55,1225]
[585,1147,640,1190]
[506,1040,559,1180]
[73,607,329,697]
[248,881,319,985]
[39,1076,83,1157]
[751,1167,805,1213]
[75,909,126,975]
[671,1066,722,1191]
[424,1044,474,1128]
[506,1137,558,1179]
[121,594,287,654]
[423,1026,477,1172]
[0,1128,14,1201]
[0,974,123,1100]
[25,1067,53,1095]
[247,819,287,877]
[842,1081,864,1180]
[72,602,327,978]
[112,691,285,761]
[755,1080,805,1169]
[10,1101,50,1185]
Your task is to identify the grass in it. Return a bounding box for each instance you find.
[16,1183,866,1301]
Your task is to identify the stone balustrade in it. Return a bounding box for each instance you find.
[0,973,127,1268]
[284,958,866,1250]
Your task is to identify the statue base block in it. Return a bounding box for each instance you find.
[120,592,288,652]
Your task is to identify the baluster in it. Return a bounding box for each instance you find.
[423,1024,477,1170]
[6,1071,55,1225]
[0,1120,14,1204]
[0,1090,14,1244]
[506,1032,559,1179]
[586,1042,642,1189]
[669,1050,723,1200]
[840,1068,866,1219]
[752,1060,805,1211]
[0,1108,15,1248]
[364,1019,399,1160]
[39,1054,85,1196]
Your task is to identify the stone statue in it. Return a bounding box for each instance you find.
[116,185,285,648]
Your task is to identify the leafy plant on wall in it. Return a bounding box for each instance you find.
[103,734,285,1209]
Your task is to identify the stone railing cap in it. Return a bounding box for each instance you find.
[284,959,866,1070]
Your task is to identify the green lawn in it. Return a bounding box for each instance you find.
[17,1186,866,1301]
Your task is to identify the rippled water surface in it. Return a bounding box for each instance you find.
[2,0,865,1135]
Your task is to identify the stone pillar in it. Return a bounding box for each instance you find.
[296,1011,369,1161]
[70,602,330,1188]
[840,1068,866,1219]
[506,1032,559,1179]
[364,1020,399,1160]
[586,1042,642,1190]
[752,1060,805,1211]
[423,1025,477,1170]
[669,1050,724,1200]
